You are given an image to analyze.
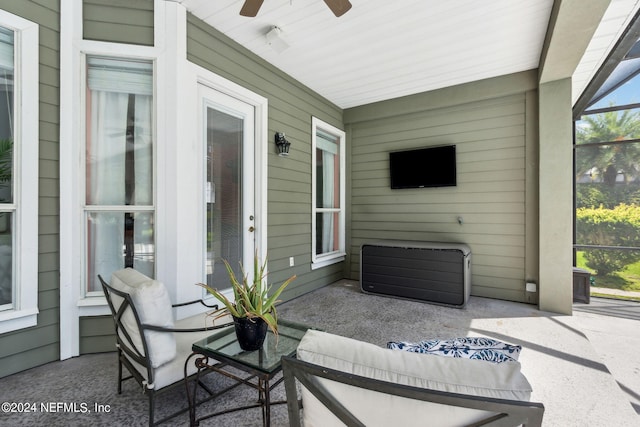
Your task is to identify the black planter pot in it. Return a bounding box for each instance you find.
[233,316,268,351]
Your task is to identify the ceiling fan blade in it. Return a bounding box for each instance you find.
[240,0,264,17]
[323,0,352,17]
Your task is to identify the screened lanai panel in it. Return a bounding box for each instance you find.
[575,107,640,145]
[574,40,640,289]
[587,57,640,110]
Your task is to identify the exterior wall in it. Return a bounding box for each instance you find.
[79,315,114,354]
[76,8,346,354]
[82,0,153,46]
[0,0,60,377]
[344,71,540,303]
[186,14,345,299]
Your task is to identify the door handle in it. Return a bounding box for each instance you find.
[248,226,255,232]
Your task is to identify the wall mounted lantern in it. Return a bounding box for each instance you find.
[275,132,291,157]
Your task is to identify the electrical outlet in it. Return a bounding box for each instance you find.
[289,257,294,267]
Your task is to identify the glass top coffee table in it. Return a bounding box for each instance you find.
[185,319,311,427]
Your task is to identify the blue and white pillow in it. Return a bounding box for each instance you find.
[387,337,521,363]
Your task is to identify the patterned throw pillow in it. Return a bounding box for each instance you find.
[387,337,521,363]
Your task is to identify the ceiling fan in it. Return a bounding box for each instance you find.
[240,0,352,17]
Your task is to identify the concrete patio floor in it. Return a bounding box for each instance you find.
[0,280,638,426]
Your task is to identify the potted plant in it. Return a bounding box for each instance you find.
[197,253,296,351]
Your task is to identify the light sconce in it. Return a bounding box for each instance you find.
[275,132,291,157]
[266,26,289,53]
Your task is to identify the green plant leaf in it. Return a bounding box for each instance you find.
[262,275,296,311]
[195,282,241,318]
[196,251,296,340]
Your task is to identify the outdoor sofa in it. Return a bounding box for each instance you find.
[283,329,545,426]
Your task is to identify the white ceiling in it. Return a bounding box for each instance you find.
[179,0,640,110]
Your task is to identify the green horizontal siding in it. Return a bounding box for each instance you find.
[83,0,153,46]
[0,0,61,378]
[346,72,538,303]
[80,316,116,354]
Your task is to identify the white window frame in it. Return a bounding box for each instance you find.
[60,0,166,359]
[311,117,346,269]
[0,11,39,334]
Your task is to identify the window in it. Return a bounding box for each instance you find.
[311,117,345,268]
[84,56,154,295]
[0,27,14,312]
[0,12,38,333]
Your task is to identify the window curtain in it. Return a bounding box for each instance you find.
[317,132,338,254]
[87,92,128,290]
[131,90,153,277]
[88,91,129,205]
[0,26,13,140]
[86,56,153,206]
[322,150,335,253]
[133,95,152,205]
[0,27,13,71]
[0,27,13,307]
[86,57,153,291]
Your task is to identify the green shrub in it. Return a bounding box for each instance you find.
[576,183,640,209]
[576,204,640,276]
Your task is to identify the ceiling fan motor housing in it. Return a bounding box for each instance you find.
[240,0,352,17]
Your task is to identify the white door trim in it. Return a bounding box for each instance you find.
[173,64,268,318]
[170,67,268,319]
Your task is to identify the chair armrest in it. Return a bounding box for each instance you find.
[281,356,545,427]
[172,299,219,309]
[141,322,233,334]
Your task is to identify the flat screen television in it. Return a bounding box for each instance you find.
[389,145,456,189]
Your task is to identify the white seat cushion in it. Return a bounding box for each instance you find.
[127,312,233,390]
[296,330,533,427]
[110,268,176,368]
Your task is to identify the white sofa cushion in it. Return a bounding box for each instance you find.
[110,268,176,368]
[296,330,533,427]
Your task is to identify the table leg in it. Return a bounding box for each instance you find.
[263,377,271,427]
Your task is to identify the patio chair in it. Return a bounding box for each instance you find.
[282,330,545,427]
[99,268,233,426]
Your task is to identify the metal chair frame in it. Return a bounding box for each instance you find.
[99,274,232,426]
[282,356,545,427]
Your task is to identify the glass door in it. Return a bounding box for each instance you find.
[200,85,255,289]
